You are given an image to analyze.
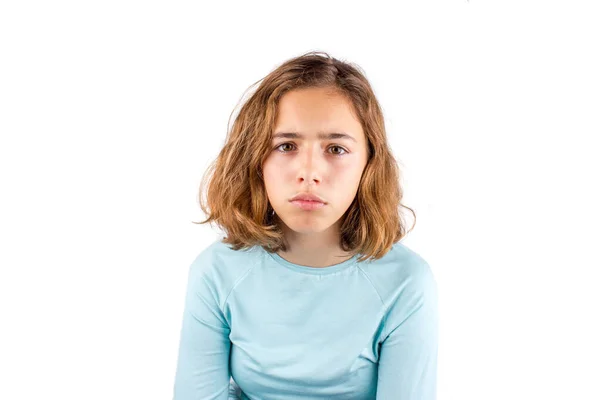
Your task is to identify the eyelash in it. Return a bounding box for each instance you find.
[274,143,348,157]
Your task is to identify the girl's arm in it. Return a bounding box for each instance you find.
[376,263,439,399]
[173,261,233,399]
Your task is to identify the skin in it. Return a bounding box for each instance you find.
[261,86,369,268]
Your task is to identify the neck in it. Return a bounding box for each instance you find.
[276,222,353,268]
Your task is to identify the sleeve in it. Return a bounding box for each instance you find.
[173,257,237,400]
[376,263,439,400]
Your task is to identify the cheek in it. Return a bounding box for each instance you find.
[331,165,365,197]
[263,155,284,174]
[262,163,286,198]
[263,163,286,184]
[332,162,363,183]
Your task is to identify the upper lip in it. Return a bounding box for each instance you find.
[290,193,326,203]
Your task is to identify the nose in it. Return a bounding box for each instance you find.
[296,145,323,184]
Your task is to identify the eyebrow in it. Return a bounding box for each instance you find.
[272,132,357,142]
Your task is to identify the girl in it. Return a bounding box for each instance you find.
[173,51,438,399]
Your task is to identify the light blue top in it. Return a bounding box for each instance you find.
[173,238,438,399]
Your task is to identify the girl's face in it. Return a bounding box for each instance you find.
[262,86,369,235]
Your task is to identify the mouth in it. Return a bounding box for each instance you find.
[290,199,326,211]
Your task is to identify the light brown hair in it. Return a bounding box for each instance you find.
[193,51,416,263]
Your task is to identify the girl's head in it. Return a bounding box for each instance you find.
[195,51,415,262]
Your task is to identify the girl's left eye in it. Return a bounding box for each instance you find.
[275,143,348,156]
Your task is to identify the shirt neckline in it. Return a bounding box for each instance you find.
[263,248,360,275]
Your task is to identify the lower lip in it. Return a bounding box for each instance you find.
[291,200,326,210]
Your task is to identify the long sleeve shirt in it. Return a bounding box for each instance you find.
[173,238,438,399]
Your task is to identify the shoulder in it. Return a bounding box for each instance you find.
[190,237,260,270]
[357,242,437,309]
[186,238,261,303]
[358,242,438,341]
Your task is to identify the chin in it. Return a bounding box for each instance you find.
[279,216,334,233]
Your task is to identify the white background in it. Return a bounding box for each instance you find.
[1,1,598,399]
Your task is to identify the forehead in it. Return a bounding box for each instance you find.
[273,87,363,140]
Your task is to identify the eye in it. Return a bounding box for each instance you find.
[329,145,347,156]
[275,143,295,153]
[274,143,348,157]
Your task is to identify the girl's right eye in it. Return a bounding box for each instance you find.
[276,143,295,152]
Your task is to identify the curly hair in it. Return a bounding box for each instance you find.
[193,50,416,263]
